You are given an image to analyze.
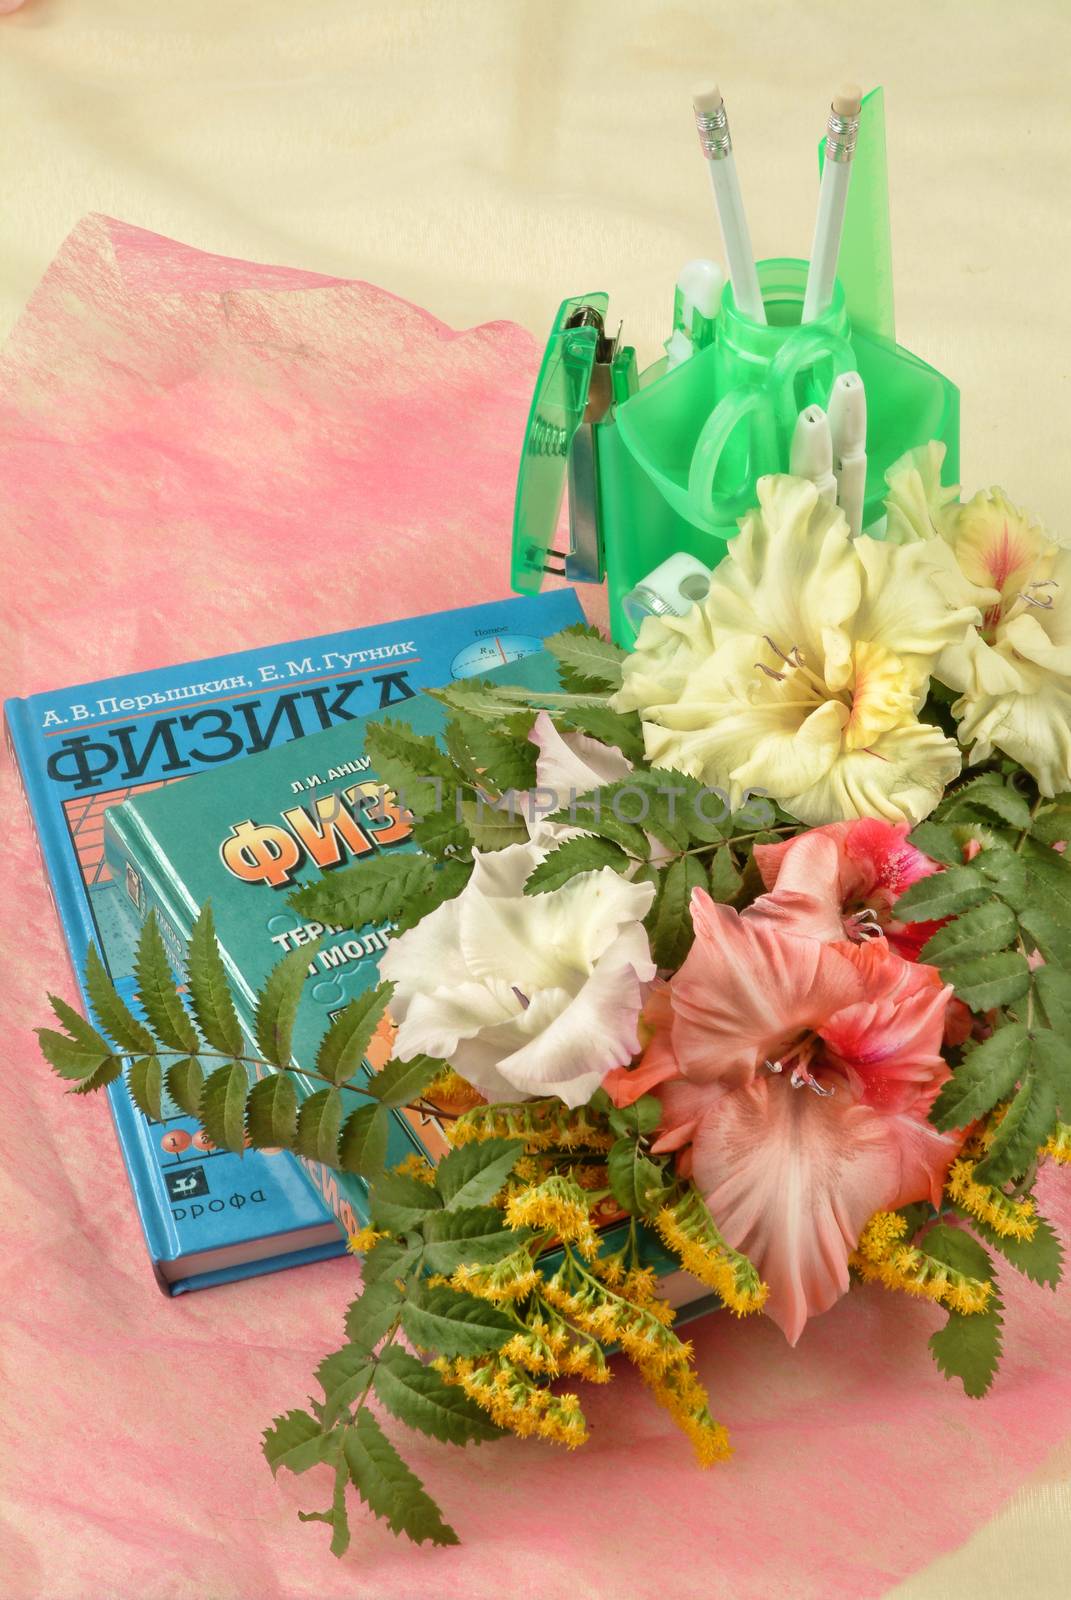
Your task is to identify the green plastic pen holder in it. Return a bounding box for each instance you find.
[600,256,959,640]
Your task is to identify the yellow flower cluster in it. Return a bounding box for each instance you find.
[851,1213,991,1315]
[392,1152,436,1185]
[501,1312,610,1385]
[439,1357,589,1448]
[449,1247,541,1304]
[422,1067,485,1109]
[505,1176,601,1260]
[645,1364,734,1468]
[1042,1122,1071,1166]
[449,1099,615,1153]
[945,1158,1037,1240]
[346,1226,386,1254]
[654,1191,769,1316]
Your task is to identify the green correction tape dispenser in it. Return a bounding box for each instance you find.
[510,87,960,647]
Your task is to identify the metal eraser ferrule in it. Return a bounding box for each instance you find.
[695,102,732,161]
[824,106,860,164]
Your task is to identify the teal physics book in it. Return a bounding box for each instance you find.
[6,588,583,1289]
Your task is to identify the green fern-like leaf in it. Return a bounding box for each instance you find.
[127,1056,163,1120]
[295,1087,344,1164]
[343,1411,459,1545]
[134,914,200,1054]
[84,944,154,1054]
[337,1104,389,1178]
[434,1138,523,1211]
[200,1061,249,1152]
[363,1054,442,1109]
[186,905,244,1057]
[373,1347,500,1444]
[254,942,317,1068]
[245,1071,298,1149]
[165,1057,204,1117]
[289,852,435,930]
[315,983,394,1086]
[262,1409,332,1477]
[544,622,626,687]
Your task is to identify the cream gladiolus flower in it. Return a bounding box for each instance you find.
[884,445,1071,795]
[613,476,980,826]
[379,842,656,1108]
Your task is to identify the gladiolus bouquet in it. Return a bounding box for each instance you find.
[38,446,1071,1559]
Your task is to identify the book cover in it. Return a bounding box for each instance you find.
[6,588,585,1291]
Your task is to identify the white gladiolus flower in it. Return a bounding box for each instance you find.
[379,842,656,1108]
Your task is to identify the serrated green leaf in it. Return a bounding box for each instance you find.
[922,1222,996,1281]
[360,1238,422,1288]
[36,1024,112,1085]
[1032,1029,1071,1122]
[929,1293,1004,1398]
[421,1206,521,1274]
[289,852,435,931]
[919,899,1018,967]
[297,1461,351,1558]
[245,1071,298,1149]
[973,847,1029,910]
[165,1056,204,1117]
[459,796,529,851]
[544,793,649,860]
[262,1409,331,1477]
[931,1024,1030,1131]
[337,1103,389,1177]
[314,983,394,1087]
[68,1055,125,1095]
[393,858,473,932]
[295,1087,344,1164]
[444,709,538,796]
[523,834,631,894]
[946,950,1031,1011]
[435,1138,523,1210]
[315,1344,374,1427]
[253,942,316,1068]
[370,1171,443,1233]
[582,772,690,850]
[647,855,706,969]
[545,623,626,687]
[1021,837,1071,921]
[127,1056,162,1120]
[186,905,244,1057]
[962,1208,1063,1289]
[344,1278,404,1353]
[408,804,470,861]
[907,821,972,867]
[48,992,114,1055]
[1034,966,1071,1035]
[401,1284,514,1357]
[895,864,989,921]
[201,1062,249,1152]
[707,845,742,903]
[1017,906,1066,965]
[607,1095,662,1138]
[365,717,458,786]
[607,1138,670,1217]
[85,944,155,1054]
[344,1410,458,1546]
[1031,797,1071,848]
[550,705,641,765]
[944,780,1035,831]
[975,1070,1058,1185]
[365,1053,442,1109]
[374,1347,501,1444]
[134,913,200,1054]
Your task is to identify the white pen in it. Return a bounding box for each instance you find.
[692,84,766,324]
[790,405,838,504]
[828,370,867,535]
[802,84,862,324]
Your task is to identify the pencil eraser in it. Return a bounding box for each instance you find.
[692,83,724,116]
[832,83,863,116]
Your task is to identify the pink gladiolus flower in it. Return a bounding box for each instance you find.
[608,880,959,1345]
[752,817,944,959]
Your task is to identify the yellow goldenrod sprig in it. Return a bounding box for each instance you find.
[1041,1122,1071,1166]
[347,1225,387,1254]
[654,1188,768,1316]
[437,1356,588,1448]
[851,1212,991,1315]
[449,1246,542,1304]
[945,1158,1037,1240]
[392,1152,437,1185]
[449,1098,615,1153]
[505,1174,602,1260]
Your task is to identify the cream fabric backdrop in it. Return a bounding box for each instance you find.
[2,2,1069,1594]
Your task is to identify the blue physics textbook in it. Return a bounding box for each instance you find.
[6,589,584,1292]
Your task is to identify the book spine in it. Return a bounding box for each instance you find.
[5,703,180,1268]
[103,811,372,1239]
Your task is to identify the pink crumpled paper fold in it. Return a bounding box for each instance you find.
[2,217,1069,1600]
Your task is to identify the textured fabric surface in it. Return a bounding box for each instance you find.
[2,4,1070,1597]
